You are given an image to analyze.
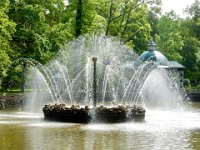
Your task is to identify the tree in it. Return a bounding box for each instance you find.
[75,0,82,37]
[0,0,15,88]
[4,0,73,90]
[9,1,50,62]
[181,37,200,85]
[66,0,105,37]
[155,11,183,61]
[97,0,153,53]
[185,0,200,39]
[147,0,162,38]
[182,0,200,87]
[185,0,200,21]
[9,0,73,63]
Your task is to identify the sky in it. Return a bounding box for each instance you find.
[63,0,195,18]
[162,0,195,18]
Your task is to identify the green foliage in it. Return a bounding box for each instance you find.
[1,0,73,90]
[0,0,15,78]
[0,0,199,90]
[47,23,73,56]
[66,0,106,36]
[185,0,200,39]
[182,37,200,72]
[147,0,162,38]
[155,11,183,61]
[9,0,73,63]
[97,0,152,52]
[181,0,200,86]
[181,37,200,86]
[185,0,200,21]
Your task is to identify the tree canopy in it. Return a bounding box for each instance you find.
[0,0,15,81]
[0,0,200,90]
[155,11,183,61]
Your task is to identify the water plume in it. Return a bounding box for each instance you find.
[24,34,185,112]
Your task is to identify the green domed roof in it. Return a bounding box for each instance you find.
[139,40,168,66]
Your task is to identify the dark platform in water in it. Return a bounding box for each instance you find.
[95,105,145,122]
[187,90,200,102]
[43,104,145,123]
[43,104,92,123]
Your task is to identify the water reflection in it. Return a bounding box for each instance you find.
[0,125,27,150]
[82,125,193,150]
[0,104,200,150]
[190,130,200,150]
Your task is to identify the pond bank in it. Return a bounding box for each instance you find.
[188,90,200,102]
[0,94,25,110]
[0,90,200,110]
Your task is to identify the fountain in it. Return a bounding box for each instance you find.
[25,35,184,123]
[2,35,200,150]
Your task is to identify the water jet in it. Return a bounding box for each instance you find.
[25,35,185,123]
[43,56,145,123]
[2,35,200,150]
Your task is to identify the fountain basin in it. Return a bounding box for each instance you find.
[95,105,145,122]
[43,104,145,123]
[43,104,92,123]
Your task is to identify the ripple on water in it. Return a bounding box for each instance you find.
[0,109,200,150]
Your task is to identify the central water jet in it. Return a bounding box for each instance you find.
[26,35,184,123]
[43,57,145,123]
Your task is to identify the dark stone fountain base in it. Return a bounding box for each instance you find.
[43,104,92,123]
[95,105,145,122]
[43,104,145,123]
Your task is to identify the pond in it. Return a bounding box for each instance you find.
[0,102,200,150]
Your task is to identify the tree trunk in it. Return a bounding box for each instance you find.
[21,61,27,93]
[75,0,82,37]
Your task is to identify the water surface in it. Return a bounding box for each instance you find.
[0,103,200,150]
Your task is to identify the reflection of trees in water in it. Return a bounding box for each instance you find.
[191,130,200,150]
[0,125,28,150]
[1,107,200,150]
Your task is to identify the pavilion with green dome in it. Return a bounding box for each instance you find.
[139,40,185,88]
